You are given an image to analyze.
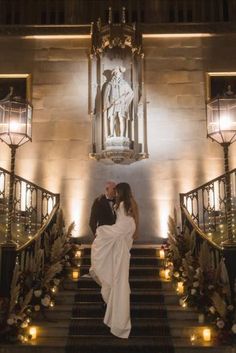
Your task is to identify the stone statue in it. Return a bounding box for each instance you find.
[103,66,134,138]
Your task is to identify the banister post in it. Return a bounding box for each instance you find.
[222,247,236,302]
[179,193,185,229]
[0,243,16,297]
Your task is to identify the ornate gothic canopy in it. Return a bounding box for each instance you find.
[89,7,148,164]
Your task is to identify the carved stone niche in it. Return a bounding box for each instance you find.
[89,8,148,164]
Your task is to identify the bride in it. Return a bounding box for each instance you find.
[89,182,139,339]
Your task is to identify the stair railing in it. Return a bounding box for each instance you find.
[0,167,60,299]
[180,168,236,240]
[180,169,236,298]
[0,166,59,244]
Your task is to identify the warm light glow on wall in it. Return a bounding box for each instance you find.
[143,33,212,38]
[24,35,91,39]
[157,200,171,238]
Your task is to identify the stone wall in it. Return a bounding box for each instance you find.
[0,33,235,242]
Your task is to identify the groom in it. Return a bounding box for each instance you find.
[89,181,116,236]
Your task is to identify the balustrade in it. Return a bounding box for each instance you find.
[0,167,59,244]
[180,168,236,246]
[0,0,234,25]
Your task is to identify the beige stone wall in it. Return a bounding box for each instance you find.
[0,33,235,242]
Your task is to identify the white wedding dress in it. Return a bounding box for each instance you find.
[89,201,135,339]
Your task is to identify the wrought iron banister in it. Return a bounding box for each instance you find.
[180,204,222,251]
[0,166,59,244]
[17,203,59,253]
[180,168,236,245]
[180,170,236,298]
[0,0,234,26]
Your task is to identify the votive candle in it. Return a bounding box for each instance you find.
[203,328,211,342]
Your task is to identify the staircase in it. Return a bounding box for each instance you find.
[0,245,232,353]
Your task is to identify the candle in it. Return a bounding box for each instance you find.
[177,282,184,294]
[159,268,165,278]
[190,333,196,343]
[159,249,165,259]
[75,250,82,258]
[29,326,37,340]
[72,270,80,279]
[51,286,57,293]
[198,313,205,324]
[202,328,211,342]
[164,268,170,280]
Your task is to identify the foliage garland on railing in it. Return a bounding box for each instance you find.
[0,209,80,343]
[165,212,236,344]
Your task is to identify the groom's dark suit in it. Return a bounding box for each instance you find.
[89,194,116,236]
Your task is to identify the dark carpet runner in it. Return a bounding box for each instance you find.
[65,247,175,353]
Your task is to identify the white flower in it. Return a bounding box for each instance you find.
[191,289,197,295]
[228,305,234,311]
[20,321,28,328]
[7,318,14,325]
[34,289,42,298]
[208,285,214,290]
[195,268,201,275]
[179,266,183,271]
[231,323,236,334]
[174,272,180,278]
[209,306,216,314]
[17,335,24,342]
[41,297,50,307]
[216,319,225,329]
[179,298,184,306]
[182,272,187,277]
[53,278,60,286]
[193,281,199,288]
[34,305,40,312]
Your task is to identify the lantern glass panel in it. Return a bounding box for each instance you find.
[207,98,236,144]
[0,99,32,146]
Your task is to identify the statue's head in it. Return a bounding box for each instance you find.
[112,66,126,78]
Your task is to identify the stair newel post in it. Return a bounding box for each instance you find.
[223,143,233,243]
[179,193,185,230]
[6,145,17,244]
[222,247,236,302]
[0,244,17,297]
[0,145,18,298]
[0,96,33,297]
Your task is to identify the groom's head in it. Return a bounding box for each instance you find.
[105,181,116,199]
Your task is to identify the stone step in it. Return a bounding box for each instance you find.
[64,277,172,291]
[56,289,179,305]
[65,336,229,353]
[79,256,163,267]
[82,247,160,257]
[71,290,178,305]
[0,336,229,353]
[65,318,210,339]
[38,303,197,321]
[79,265,162,277]
[71,303,198,320]
[37,318,207,339]
[0,337,66,353]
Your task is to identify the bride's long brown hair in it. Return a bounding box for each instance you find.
[115,182,133,216]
